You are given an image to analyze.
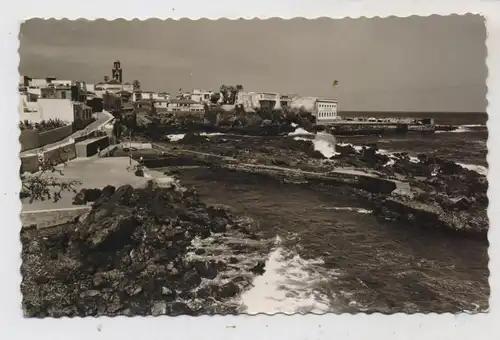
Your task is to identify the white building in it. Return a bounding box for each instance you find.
[51,79,73,87]
[132,91,170,102]
[289,96,339,120]
[167,99,204,113]
[94,80,133,94]
[191,89,214,103]
[314,99,339,121]
[86,83,96,93]
[28,78,49,88]
[26,88,42,101]
[19,98,76,124]
[153,99,169,109]
[235,91,293,112]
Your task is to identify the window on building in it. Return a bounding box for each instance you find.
[61,91,66,99]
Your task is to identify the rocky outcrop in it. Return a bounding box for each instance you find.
[148,135,489,236]
[369,153,489,237]
[373,195,488,237]
[21,184,264,317]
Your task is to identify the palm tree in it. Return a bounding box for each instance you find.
[219,85,229,104]
[133,80,141,91]
[228,85,237,104]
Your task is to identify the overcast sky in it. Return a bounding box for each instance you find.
[19,15,487,112]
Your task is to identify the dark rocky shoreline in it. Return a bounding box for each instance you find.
[150,132,489,238]
[21,183,268,317]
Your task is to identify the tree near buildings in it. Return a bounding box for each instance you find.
[219,85,229,104]
[20,149,81,204]
[210,93,221,104]
[219,84,244,105]
[132,80,141,91]
[203,103,218,126]
[227,86,237,105]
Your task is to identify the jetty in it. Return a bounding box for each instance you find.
[317,117,437,135]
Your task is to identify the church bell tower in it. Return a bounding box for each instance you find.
[112,60,123,83]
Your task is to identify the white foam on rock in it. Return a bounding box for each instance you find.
[200,132,224,136]
[457,163,488,176]
[336,142,363,152]
[460,124,485,128]
[323,206,373,214]
[288,127,314,136]
[166,134,186,142]
[289,128,339,158]
[240,236,335,315]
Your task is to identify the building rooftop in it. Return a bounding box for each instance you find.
[96,79,122,86]
[19,98,74,123]
[316,98,338,103]
[169,99,198,104]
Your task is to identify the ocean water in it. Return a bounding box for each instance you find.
[338,111,488,168]
[172,112,489,314]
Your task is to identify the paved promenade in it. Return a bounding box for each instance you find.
[21,156,151,212]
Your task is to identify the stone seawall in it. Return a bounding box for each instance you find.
[144,145,400,195]
[21,207,91,229]
[221,163,398,194]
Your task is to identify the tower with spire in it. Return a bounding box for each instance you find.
[112,60,123,83]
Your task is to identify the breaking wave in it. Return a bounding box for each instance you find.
[289,127,339,158]
[239,236,336,314]
[334,141,487,176]
[457,163,488,176]
[323,207,373,214]
[166,133,186,141]
[436,124,486,134]
[287,127,313,136]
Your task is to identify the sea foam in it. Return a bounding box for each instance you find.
[289,127,339,158]
[240,236,335,315]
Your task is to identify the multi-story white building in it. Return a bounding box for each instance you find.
[19,98,76,124]
[235,91,294,112]
[314,99,339,121]
[289,96,339,121]
[153,99,169,109]
[95,79,123,93]
[191,89,214,103]
[136,91,170,101]
[51,79,73,87]
[165,99,204,113]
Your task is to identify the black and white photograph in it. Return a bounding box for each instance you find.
[18,15,489,317]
